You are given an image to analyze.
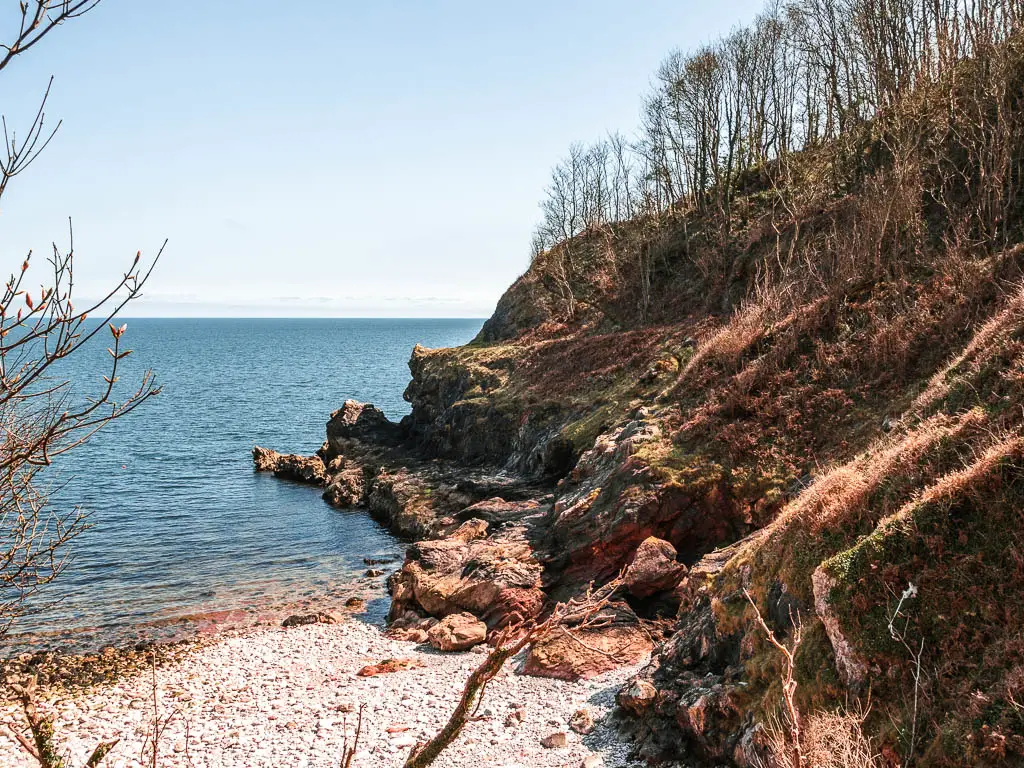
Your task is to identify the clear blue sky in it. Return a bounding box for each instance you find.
[0,0,763,317]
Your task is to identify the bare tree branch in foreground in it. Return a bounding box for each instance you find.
[3,668,117,768]
[403,577,623,768]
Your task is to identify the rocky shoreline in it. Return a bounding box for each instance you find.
[0,618,651,768]
[250,385,712,763]
[253,399,675,685]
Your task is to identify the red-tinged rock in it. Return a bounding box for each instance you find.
[617,679,657,714]
[388,524,545,630]
[624,537,687,598]
[355,658,423,676]
[541,731,568,748]
[427,612,487,652]
[524,603,652,681]
[385,627,429,644]
[449,518,488,542]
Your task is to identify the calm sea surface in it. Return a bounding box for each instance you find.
[6,318,482,652]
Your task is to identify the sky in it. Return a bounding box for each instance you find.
[0,0,764,317]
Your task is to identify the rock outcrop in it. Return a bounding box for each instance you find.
[324,399,404,453]
[387,521,546,632]
[252,447,327,485]
[257,50,1024,762]
[623,537,688,599]
[523,602,654,681]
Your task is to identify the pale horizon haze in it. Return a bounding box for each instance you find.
[0,1,763,317]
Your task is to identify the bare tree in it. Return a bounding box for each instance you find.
[0,0,162,638]
[4,668,117,768]
[529,0,1024,303]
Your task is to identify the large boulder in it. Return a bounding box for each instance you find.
[523,602,653,681]
[388,523,545,631]
[322,464,367,507]
[252,447,327,485]
[426,612,487,651]
[325,400,404,454]
[624,536,688,598]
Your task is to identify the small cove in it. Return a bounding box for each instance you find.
[4,318,482,652]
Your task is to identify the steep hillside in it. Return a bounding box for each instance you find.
[387,34,1024,767]
[254,25,1024,768]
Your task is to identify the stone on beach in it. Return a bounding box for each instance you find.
[280,611,337,628]
[0,620,646,768]
[426,612,487,652]
[541,731,568,748]
[355,657,424,676]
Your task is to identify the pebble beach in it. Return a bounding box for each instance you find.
[0,619,648,768]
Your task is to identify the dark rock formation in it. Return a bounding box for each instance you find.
[623,537,688,599]
[281,611,337,628]
[252,446,327,485]
[324,399,404,453]
[617,542,758,765]
[402,345,519,467]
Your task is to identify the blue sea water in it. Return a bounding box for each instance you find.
[6,318,483,651]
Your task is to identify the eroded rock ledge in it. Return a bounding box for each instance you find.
[255,398,691,684]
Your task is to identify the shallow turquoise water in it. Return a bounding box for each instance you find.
[7,318,482,651]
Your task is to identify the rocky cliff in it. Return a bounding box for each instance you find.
[257,40,1024,766]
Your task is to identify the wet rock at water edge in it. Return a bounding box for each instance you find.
[252,446,327,485]
[325,399,405,452]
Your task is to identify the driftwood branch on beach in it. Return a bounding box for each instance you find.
[402,576,623,768]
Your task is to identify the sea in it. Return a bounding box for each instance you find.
[3,318,483,653]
